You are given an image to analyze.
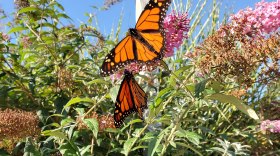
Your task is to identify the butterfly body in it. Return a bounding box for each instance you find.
[100,0,171,77]
[114,70,148,128]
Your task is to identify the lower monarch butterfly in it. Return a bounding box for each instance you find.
[114,70,148,128]
[100,0,171,77]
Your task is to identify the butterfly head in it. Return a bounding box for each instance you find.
[129,28,137,36]
[124,69,134,77]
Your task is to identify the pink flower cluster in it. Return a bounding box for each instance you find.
[22,36,33,49]
[163,10,190,57]
[260,120,280,133]
[229,0,280,37]
[2,33,11,41]
[110,63,141,81]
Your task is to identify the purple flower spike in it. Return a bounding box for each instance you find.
[163,10,190,58]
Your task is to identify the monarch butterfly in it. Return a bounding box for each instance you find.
[100,0,171,77]
[114,70,148,128]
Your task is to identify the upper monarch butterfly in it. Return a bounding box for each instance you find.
[114,70,148,128]
[100,0,171,77]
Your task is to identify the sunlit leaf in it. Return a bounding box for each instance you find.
[205,93,260,121]
[7,27,28,34]
[18,7,38,14]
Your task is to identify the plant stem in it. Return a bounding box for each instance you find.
[24,21,58,63]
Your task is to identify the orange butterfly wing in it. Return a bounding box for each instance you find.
[100,0,171,77]
[114,71,148,128]
[134,0,171,63]
[100,36,136,77]
[129,77,148,122]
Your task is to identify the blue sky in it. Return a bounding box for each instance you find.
[0,0,277,41]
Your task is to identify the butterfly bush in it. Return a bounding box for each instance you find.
[229,0,280,37]
[163,10,190,57]
[261,120,280,133]
[187,0,280,87]
[110,10,190,81]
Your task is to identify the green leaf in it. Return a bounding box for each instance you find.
[53,2,64,11]
[7,26,28,34]
[241,132,257,143]
[61,118,74,127]
[185,131,202,145]
[87,79,109,85]
[75,108,85,115]
[37,105,48,124]
[42,131,69,140]
[80,145,91,155]
[84,13,89,16]
[210,81,221,93]
[57,13,72,20]
[169,65,193,88]
[104,40,115,46]
[18,7,38,14]
[176,142,203,156]
[198,126,216,136]
[131,146,148,151]
[59,143,78,156]
[148,132,165,156]
[55,95,69,116]
[0,15,7,20]
[205,93,260,121]
[195,78,210,99]
[41,23,58,30]
[83,118,99,138]
[46,114,65,122]
[160,60,170,73]
[63,97,94,112]
[109,85,120,103]
[175,131,202,145]
[23,138,41,156]
[71,130,87,142]
[122,138,137,156]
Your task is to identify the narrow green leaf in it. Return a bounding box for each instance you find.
[87,79,109,85]
[160,60,170,73]
[122,138,137,156]
[131,146,148,151]
[42,131,68,140]
[37,105,49,124]
[46,114,65,122]
[169,65,193,88]
[198,126,216,136]
[109,85,120,103]
[205,93,260,121]
[18,7,38,14]
[7,27,28,34]
[63,97,94,111]
[185,131,202,145]
[195,78,210,99]
[83,118,99,138]
[23,138,41,156]
[104,40,115,46]
[148,133,165,156]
